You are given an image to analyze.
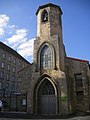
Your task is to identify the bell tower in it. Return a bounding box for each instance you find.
[32,3,68,115]
[36,3,63,42]
[34,3,66,71]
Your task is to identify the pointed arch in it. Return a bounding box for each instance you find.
[36,76,58,96]
[34,74,58,115]
[40,45,52,69]
[41,9,48,22]
[36,42,57,71]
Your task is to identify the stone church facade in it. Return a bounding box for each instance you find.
[18,3,90,115]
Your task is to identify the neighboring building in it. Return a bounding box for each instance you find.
[18,3,90,115]
[65,57,90,113]
[0,42,30,98]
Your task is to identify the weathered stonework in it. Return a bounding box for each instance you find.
[18,3,90,115]
[65,57,90,112]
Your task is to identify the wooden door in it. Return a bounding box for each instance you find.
[40,95,56,115]
[38,80,56,115]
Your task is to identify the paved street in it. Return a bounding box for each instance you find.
[0,112,90,120]
[0,116,90,120]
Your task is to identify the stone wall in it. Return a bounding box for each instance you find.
[65,57,90,112]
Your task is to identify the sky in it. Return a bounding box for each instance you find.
[0,0,90,63]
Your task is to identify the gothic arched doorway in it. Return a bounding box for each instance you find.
[36,78,57,115]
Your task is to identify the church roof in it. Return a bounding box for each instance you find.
[18,64,32,73]
[66,56,89,63]
[36,3,63,15]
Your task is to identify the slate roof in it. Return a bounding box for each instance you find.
[36,3,63,15]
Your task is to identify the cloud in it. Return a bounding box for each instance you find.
[5,27,35,60]
[0,28,4,36]
[6,28,35,58]
[0,14,9,36]
[0,14,34,62]
[18,38,35,57]
[8,25,15,28]
[0,14,9,27]
[18,38,34,49]
[7,29,27,44]
[0,14,17,37]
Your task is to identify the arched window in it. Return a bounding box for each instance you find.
[41,79,55,95]
[41,46,52,69]
[41,10,48,22]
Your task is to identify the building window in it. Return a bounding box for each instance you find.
[0,71,4,79]
[41,46,52,69]
[75,74,84,100]
[5,90,9,96]
[2,53,6,59]
[41,80,55,95]
[75,74,83,88]
[1,62,5,68]
[41,10,48,22]
[23,64,25,68]
[6,83,9,89]
[0,82,2,89]
[7,64,10,71]
[0,93,2,97]
[76,91,84,100]
[11,83,15,91]
[6,74,10,80]
[8,56,11,62]
[12,75,15,81]
[22,99,26,106]
[13,67,16,73]
[13,58,16,64]
[19,61,21,66]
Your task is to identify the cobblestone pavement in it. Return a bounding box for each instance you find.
[0,116,90,120]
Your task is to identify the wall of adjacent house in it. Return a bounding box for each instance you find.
[65,57,89,112]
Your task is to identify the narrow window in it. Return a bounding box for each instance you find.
[22,99,26,106]
[41,46,52,69]
[7,64,10,71]
[42,10,48,22]
[12,75,15,81]
[5,90,9,96]
[6,83,9,89]
[19,61,21,66]
[13,58,16,64]
[11,83,15,91]
[0,71,4,79]
[0,82,2,89]
[76,91,84,100]
[75,73,83,88]
[6,74,10,80]
[23,64,25,68]
[1,62,5,68]
[13,67,16,73]
[75,74,84,100]
[2,53,6,59]
[8,56,11,62]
